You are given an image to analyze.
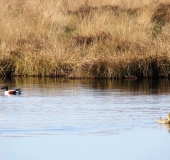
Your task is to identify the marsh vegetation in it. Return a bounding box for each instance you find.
[0,0,170,78]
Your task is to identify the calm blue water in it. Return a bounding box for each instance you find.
[0,78,170,160]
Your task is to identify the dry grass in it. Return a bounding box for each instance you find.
[0,0,170,78]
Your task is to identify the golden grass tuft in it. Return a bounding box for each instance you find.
[0,0,170,78]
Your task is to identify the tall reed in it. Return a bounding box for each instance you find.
[0,0,170,78]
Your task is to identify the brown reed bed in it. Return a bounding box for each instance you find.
[0,0,170,79]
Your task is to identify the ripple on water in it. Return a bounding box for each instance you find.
[0,79,170,136]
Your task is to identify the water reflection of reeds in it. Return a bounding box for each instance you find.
[1,77,170,95]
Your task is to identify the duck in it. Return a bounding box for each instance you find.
[1,86,21,95]
[157,113,170,124]
[167,113,170,120]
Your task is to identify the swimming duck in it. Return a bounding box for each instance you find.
[167,113,170,120]
[1,86,21,95]
[157,113,170,124]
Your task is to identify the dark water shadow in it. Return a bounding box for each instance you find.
[1,77,170,95]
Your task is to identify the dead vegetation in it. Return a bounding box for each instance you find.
[151,3,170,37]
[0,0,170,78]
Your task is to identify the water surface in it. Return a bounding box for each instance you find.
[0,78,170,160]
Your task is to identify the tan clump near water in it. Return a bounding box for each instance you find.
[157,113,170,124]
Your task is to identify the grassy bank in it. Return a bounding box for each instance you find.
[0,0,170,78]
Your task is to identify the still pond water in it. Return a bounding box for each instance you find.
[0,77,170,160]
